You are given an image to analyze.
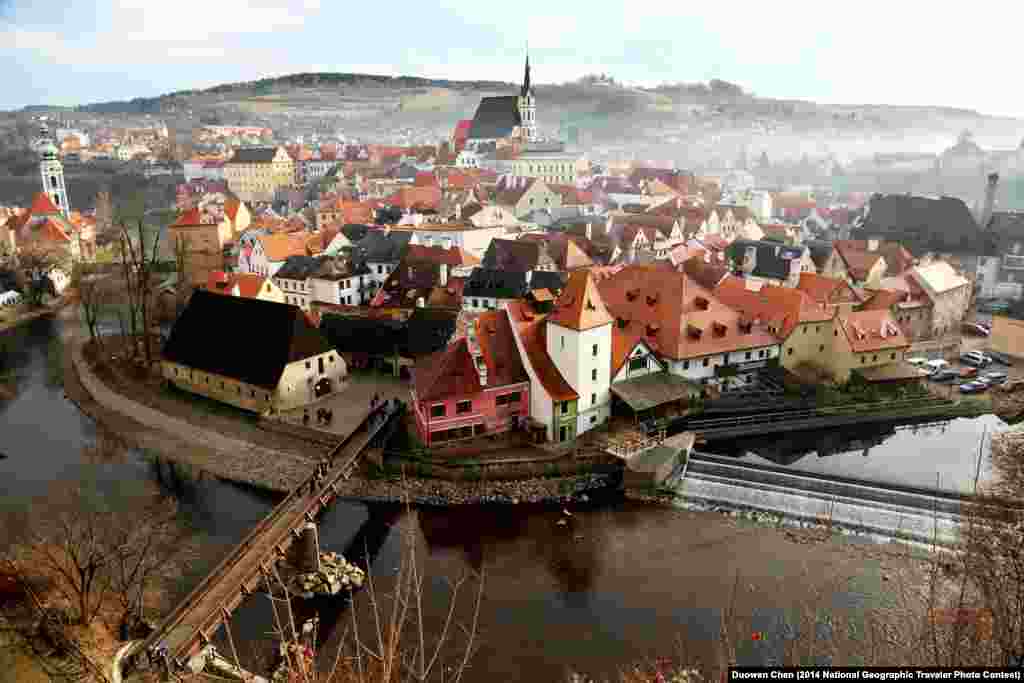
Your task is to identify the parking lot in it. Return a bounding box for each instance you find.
[907,326,1024,398]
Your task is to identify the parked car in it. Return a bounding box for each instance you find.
[960,367,979,378]
[960,351,992,368]
[906,356,929,367]
[978,300,1011,314]
[959,381,989,394]
[930,369,960,383]
[925,359,951,374]
[962,322,991,336]
[980,371,1009,386]
[986,350,1014,366]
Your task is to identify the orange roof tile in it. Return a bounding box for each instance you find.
[714,275,833,339]
[594,265,779,361]
[837,310,909,353]
[413,338,481,401]
[548,270,613,331]
[506,302,578,401]
[796,272,860,306]
[834,241,884,280]
[259,233,309,262]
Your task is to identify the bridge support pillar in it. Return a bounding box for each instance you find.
[296,522,321,574]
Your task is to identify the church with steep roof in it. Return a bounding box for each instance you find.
[464,52,537,148]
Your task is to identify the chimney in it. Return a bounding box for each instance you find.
[525,270,533,287]
[586,222,593,241]
[439,262,449,286]
[867,239,879,252]
[455,203,462,221]
[981,172,999,229]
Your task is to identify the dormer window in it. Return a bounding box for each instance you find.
[687,324,702,340]
[712,322,727,337]
[625,290,639,302]
[646,294,659,306]
[694,296,709,311]
[646,324,660,337]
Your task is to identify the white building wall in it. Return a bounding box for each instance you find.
[275,351,348,411]
[546,321,612,436]
[612,344,661,384]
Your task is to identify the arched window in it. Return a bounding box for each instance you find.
[50,175,58,189]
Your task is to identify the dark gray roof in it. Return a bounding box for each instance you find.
[162,290,332,390]
[462,268,565,299]
[467,96,522,140]
[355,230,413,263]
[860,194,979,252]
[726,240,806,282]
[804,240,835,270]
[319,308,455,358]
[463,268,528,299]
[481,239,556,272]
[273,255,321,280]
[227,147,281,164]
[986,211,1024,241]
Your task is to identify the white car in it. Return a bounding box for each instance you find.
[906,356,929,367]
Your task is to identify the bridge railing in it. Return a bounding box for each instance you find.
[678,397,950,431]
[141,403,388,664]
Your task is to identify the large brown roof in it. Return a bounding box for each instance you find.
[474,310,529,388]
[796,272,860,306]
[413,338,481,402]
[835,240,914,276]
[594,265,779,361]
[834,241,885,280]
[548,270,613,331]
[259,232,310,262]
[714,276,833,339]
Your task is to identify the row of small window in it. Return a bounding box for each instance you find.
[285,295,304,306]
[282,280,307,291]
[861,353,899,364]
[171,367,271,400]
[432,424,487,442]
[429,391,521,418]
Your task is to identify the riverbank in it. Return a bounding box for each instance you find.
[67,333,624,506]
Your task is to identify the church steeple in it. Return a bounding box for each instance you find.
[521,52,532,97]
[518,48,537,141]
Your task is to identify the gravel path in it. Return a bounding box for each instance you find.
[70,342,315,493]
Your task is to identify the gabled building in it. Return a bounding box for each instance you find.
[371,244,477,311]
[515,233,595,271]
[223,146,295,203]
[161,290,346,413]
[354,229,414,287]
[492,177,562,218]
[272,255,322,310]
[462,268,566,312]
[796,272,862,313]
[833,310,910,382]
[204,271,285,304]
[857,194,979,253]
[481,238,558,272]
[834,239,914,277]
[168,206,233,286]
[833,240,889,288]
[905,260,971,339]
[465,52,536,146]
[309,253,373,307]
[725,239,816,288]
[411,310,530,447]
[239,231,310,278]
[977,209,1024,300]
[804,240,848,280]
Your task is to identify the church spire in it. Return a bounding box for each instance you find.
[521,50,532,97]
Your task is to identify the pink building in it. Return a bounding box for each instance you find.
[411,310,530,447]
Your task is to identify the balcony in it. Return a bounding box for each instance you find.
[1003,254,1024,271]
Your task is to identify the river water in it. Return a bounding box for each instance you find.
[0,314,999,681]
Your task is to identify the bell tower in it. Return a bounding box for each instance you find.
[38,128,70,218]
[518,51,537,141]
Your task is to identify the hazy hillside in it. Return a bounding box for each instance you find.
[19,72,1024,168]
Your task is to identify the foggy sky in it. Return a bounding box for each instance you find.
[2,0,1021,117]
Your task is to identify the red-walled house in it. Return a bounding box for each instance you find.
[411,310,530,447]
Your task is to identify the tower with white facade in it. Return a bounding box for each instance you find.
[39,137,70,219]
[518,53,537,141]
[546,270,613,436]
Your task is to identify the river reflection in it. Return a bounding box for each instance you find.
[703,415,1004,494]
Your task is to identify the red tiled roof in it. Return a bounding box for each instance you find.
[413,338,481,401]
[796,272,860,306]
[29,192,60,215]
[414,172,438,187]
[548,270,613,331]
[404,244,480,267]
[835,239,915,276]
[858,288,907,311]
[385,185,442,211]
[594,265,779,361]
[714,275,833,339]
[259,233,309,262]
[837,310,909,353]
[506,302,578,401]
[474,310,529,388]
[426,277,466,309]
[834,241,884,280]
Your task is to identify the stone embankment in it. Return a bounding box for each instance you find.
[70,342,314,493]
[331,472,615,506]
[69,340,624,505]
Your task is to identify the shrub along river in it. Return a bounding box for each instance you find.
[0,312,998,681]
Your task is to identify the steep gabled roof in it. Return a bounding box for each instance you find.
[162,290,332,390]
[273,255,322,280]
[548,270,613,331]
[506,302,578,401]
[837,309,909,353]
[474,310,529,387]
[481,238,555,272]
[467,95,522,140]
[413,338,481,401]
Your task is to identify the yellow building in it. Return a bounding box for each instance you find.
[830,310,910,382]
[991,314,1024,358]
[510,145,579,185]
[161,291,347,414]
[223,146,295,203]
[168,207,232,287]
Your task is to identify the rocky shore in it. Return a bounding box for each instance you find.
[333,472,617,506]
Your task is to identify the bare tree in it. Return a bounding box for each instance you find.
[17,243,65,307]
[77,273,106,348]
[116,216,162,366]
[173,231,191,315]
[5,470,189,629]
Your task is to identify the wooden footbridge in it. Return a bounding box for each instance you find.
[125,400,405,678]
